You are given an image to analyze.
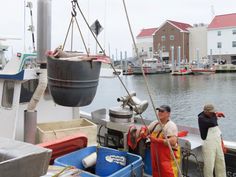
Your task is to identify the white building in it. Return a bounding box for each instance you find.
[134,28,158,58]
[207,13,236,64]
[188,24,208,62]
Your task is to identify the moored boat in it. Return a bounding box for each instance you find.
[191,68,216,74]
[171,69,193,75]
[132,58,170,75]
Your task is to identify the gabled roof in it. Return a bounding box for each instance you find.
[137,28,158,38]
[154,20,192,34]
[208,13,236,29]
[167,20,192,32]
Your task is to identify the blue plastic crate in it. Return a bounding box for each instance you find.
[54,146,143,177]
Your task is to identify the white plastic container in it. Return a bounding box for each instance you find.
[37,118,97,145]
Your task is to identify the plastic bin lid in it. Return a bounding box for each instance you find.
[38,133,88,164]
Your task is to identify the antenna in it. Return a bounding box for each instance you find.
[211,5,215,18]
[26,1,36,53]
[104,0,107,50]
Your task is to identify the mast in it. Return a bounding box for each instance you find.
[26,1,36,53]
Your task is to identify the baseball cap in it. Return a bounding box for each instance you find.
[156,105,171,112]
[203,104,216,113]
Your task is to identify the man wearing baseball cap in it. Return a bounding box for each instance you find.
[198,104,226,177]
[146,105,180,177]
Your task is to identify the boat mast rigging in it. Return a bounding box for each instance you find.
[26,1,36,53]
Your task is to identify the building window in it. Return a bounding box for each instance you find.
[217,31,221,36]
[217,42,222,48]
[162,46,166,51]
[170,35,174,40]
[161,35,166,41]
[1,81,14,108]
[233,30,236,35]
[233,41,236,47]
[149,47,152,52]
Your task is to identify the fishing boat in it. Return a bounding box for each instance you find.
[0,1,236,177]
[131,58,171,75]
[191,68,216,75]
[190,58,216,74]
[171,68,193,75]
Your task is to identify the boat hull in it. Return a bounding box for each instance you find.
[191,69,216,75]
[172,70,193,75]
[132,66,170,75]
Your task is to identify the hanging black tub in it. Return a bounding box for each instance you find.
[47,56,101,107]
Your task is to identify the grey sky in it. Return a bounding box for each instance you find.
[0,0,236,57]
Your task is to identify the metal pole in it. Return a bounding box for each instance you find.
[196,48,200,68]
[210,49,213,64]
[183,33,185,62]
[112,54,114,65]
[159,50,163,62]
[125,51,128,74]
[120,51,123,73]
[178,46,181,68]
[116,48,118,60]
[37,0,51,63]
[171,46,175,71]
[24,110,37,144]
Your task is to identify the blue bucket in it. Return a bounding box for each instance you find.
[144,148,152,175]
[95,147,127,176]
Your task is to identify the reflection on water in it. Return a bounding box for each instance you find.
[83,73,236,141]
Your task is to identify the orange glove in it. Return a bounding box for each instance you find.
[216,112,225,118]
[178,130,189,137]
[127,125,138,150]
[139,126,148,138]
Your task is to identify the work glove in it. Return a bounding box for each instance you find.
[215,112,225,118]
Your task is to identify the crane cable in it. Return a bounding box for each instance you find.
[122,0,183,176]
[72,1,182,176]
[62,0,89,55]
[74,0,148,129]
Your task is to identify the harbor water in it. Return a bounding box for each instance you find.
[82,73,236,141]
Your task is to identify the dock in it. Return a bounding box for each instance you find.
[215,64,236,73]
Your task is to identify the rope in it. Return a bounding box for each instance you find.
[74,0,148,129]
[67,1,182,176]
[121,0,183,176]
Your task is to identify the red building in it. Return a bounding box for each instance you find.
[153,20,192,64]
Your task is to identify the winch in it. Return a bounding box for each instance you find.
[105,92,149,148]
[109,91,148,123]
[109,107,133,123]
[91,91,149,149]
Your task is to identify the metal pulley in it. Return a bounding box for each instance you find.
[109,107,133,123]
